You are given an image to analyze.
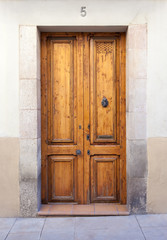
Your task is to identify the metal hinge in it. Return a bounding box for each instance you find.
[87,134,90,141]
[87,150,90,155]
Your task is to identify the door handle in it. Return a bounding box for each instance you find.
[76,149,81,155]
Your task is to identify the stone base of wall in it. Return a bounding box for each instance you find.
[0,138,20,217]
[147,138,167,213]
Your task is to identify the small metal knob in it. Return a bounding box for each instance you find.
[101,97,108,107]
[76,150,81,155]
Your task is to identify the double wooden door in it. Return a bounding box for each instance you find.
[41,32,126,204]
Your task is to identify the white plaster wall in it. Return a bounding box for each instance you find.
[0,0,167,138]
[147,1,167,137]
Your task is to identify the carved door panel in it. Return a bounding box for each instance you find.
[41,33,126,204]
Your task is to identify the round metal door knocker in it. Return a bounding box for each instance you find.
[101,97,108,107]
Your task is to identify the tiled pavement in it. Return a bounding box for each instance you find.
[1,215,167,240]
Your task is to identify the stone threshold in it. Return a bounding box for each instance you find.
[38,203,129,216]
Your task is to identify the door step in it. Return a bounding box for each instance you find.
[38,203,129,216]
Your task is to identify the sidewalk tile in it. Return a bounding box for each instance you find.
[75,229,108,240]
[40,231,74,240]
[10,218,44,233]
[142,227,167,240]
[106,228,145,240]
[76,217,108,230]
[105,215,140,230]
[43,217,75,232]
[136,214,167,227]
[76,228,145,240]
[0,230,10,240]
[0,219,16,230]
[6,232,40,240]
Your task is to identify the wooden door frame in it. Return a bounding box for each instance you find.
[41,32,126,204]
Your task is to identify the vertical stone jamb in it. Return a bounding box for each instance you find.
[19,26,41,217]
[126,24,147,213]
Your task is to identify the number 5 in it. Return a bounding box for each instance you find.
[81,6,87,17]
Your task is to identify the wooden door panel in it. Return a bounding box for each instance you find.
[91,155,119,202]
[89,145,120,155]
[48,156,77,202]
[84,34,125,204]
[48,38,77,144]
[42,33,84,203]
[90,38,117,144]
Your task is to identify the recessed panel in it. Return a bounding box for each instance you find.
[49,39,75,143]
[90,39,117,143]
[91,155,119,202]
[48,156,76,201]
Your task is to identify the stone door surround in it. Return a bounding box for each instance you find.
[19,25,147,216]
